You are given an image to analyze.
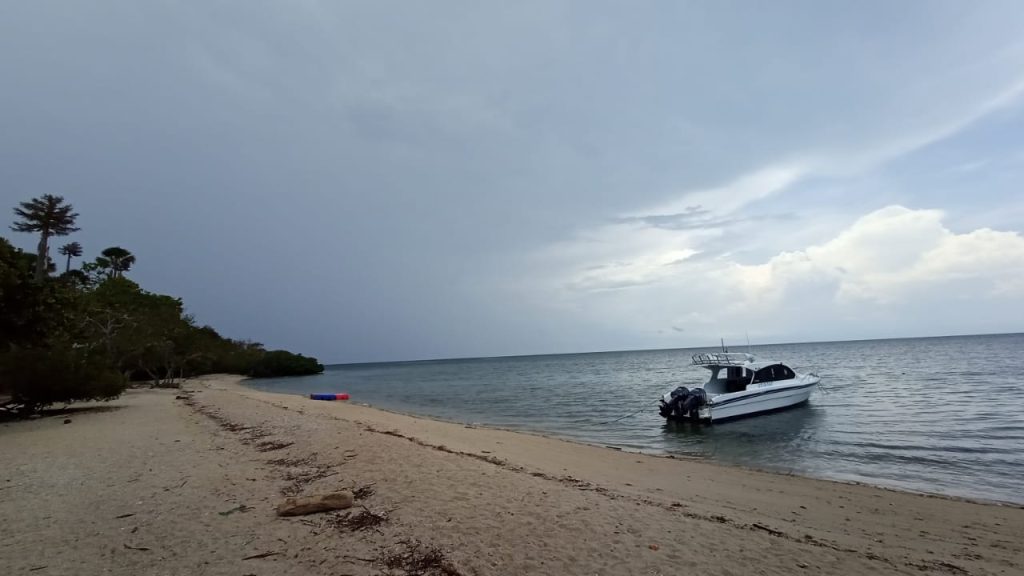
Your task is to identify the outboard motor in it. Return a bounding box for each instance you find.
[659,386,707,420]
[679,388,707,419]
[659,386,690,418]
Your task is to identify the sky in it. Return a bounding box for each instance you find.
[2,1,1024,363]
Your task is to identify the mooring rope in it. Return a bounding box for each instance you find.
[596,402,657,425]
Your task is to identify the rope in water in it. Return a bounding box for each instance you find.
[596,402,658,425]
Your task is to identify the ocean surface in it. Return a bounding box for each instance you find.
[246,334,1024,504]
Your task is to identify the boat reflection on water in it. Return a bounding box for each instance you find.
[660,401,824,465]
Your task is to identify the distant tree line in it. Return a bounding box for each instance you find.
[1,194,324,413]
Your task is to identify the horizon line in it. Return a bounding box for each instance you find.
[323,330,1023,368]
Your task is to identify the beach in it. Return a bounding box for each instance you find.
[1,375,1021,576]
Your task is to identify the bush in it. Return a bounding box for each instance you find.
[0,346,127,412]
[249,350,325,378]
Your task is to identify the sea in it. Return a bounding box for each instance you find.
[246,333,1024,505]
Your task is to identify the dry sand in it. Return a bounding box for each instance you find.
[1,374,1021,575]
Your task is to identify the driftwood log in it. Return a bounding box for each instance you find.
[276,491,354,516]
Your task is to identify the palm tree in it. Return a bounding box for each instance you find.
[10,194,80,281]
[58,241,83,273]
[100,246,136,278]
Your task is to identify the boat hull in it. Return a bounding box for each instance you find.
[701,379,817,422]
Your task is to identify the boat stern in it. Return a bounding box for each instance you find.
[658,386,708,421]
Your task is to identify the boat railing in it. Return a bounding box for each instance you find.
[691,352,755,367]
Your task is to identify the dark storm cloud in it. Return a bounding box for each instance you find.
[3,2,1024,360]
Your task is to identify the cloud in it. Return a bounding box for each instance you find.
[618,71,1024,235]
[534,205,1024,346]
[5,2,1024,359]
[738,206,1024,306]
[556,222,702,292]
[815,75,1024,178]
[544,164,809,294]
[542,66,1024,313]
[630,164,809,220]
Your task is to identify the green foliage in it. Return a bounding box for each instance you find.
[58,241,83,272]
[73,277,324,382]
[10,194,80,281]
[82,246,136,282]
[97,246,135,278]
[249,350,325,378]
[59,269,90,288]
[0,238,81,351]
[58,242,83,257]
[0,347,126,412]
[79,277,190,383]
[10,195,80,236]
[2,195,323,411]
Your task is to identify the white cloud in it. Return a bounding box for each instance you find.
[739,206,1024,305]
[543,221,709,293]
[535,67,1024,339]
[544,163,809,294]
[568,246,699,292]
[535,205,1024,345]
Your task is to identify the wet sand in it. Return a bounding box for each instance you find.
[1,374,1021,575]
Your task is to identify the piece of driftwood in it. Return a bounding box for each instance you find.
[750,523,784,537]
[276,491,354,517]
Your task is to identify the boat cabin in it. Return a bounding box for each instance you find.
[694,354,797,395]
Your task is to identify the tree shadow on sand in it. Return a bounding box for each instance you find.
[1,404,126,423]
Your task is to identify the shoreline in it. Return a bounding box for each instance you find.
[2,374,1021,575]
[246,382,1022,508]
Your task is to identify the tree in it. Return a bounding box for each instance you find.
[0,347,125,412]
[10,195,80,281]
[250,350,325,378]
[97,246,136,278]
[79,277,180,376]
[2,194,327,407]
[0,236,91,403]
[0,237,80,351]
[58,241,83,272]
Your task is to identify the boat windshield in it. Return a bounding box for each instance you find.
[704,364,797,394]
[752,364,796,383]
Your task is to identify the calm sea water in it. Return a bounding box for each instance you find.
[247,334,1024,504]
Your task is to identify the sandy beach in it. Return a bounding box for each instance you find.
[1,375,1021,576]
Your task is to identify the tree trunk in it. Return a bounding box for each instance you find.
[142,364,160,387]
[65,253,72,273]
[34,233,49,281]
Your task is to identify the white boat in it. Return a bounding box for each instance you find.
[658,352,819,423]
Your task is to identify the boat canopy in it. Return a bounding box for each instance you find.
[691,352,785,371]
[691,352,755,367]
